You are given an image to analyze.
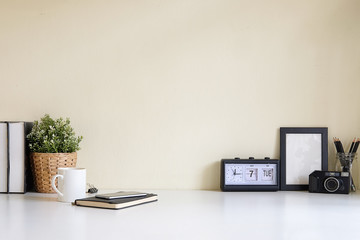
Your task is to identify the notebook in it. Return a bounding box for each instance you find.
[74,193,158,210]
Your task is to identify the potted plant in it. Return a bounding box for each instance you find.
[27,114,83,193]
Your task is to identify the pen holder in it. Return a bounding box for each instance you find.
[336,153,357,192]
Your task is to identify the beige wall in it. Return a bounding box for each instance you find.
[1,0,359,190]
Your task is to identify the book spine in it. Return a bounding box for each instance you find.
[8,122,25,193]
[8,122,33,193]
[0,122,8,193]
[7,123,9,193]
[24,122,34,192]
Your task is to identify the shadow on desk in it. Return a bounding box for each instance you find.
[25,192,58,202]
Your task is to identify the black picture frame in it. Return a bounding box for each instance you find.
[280,127,328,191]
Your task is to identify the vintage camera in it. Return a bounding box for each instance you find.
[309,170,350,194]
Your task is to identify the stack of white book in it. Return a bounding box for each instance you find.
[0,122,33,193]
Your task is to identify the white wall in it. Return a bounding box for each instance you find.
[1,0,359,190]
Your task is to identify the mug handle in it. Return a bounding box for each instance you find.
[51,174,64,196]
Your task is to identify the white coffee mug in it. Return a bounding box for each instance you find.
[51,167,86,203]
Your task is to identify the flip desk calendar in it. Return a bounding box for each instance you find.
[220,158,280,191]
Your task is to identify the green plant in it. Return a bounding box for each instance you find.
[27,114,83,153]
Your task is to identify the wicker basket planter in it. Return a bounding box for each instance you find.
[30,152,77,193]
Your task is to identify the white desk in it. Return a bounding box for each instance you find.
[1,190,360,240]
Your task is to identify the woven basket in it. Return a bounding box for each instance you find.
[30,152,77,193]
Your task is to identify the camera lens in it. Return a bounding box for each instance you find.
[324,177,340,192]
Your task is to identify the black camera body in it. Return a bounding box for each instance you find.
[309,170,350,194]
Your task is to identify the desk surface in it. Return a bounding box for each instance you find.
[1,190,360,240]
